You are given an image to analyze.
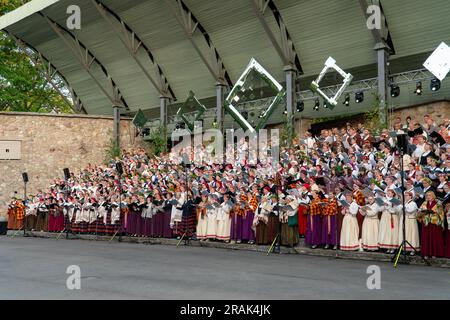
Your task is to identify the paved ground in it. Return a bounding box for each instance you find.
[0,237,449,300]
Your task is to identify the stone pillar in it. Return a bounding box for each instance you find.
[113,105,120,150]
[216,82,225,133]
[284,65,296,145]
[376,44,389,126]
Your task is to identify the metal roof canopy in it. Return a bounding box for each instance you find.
[0,0,449,120]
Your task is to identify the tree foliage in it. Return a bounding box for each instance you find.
[0,0,73,113]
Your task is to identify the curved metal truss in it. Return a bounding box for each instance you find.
[164,0,234,87]
[39,13,130,110]
[250,0,303,73]
[91,0,176,100]
[5,30,87,114]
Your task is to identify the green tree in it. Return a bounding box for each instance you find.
[0,0,74,113]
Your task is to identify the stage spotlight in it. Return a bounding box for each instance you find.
[343,93,350,106]
[414,82,423,95]
[430,78,441,91]
[283,109,288,115]
[296,100,304,112]
[242,111,249,120]
[355,91,364,103]
[390,84,400,97]
[323,100,328,109]
[313,99,320,111]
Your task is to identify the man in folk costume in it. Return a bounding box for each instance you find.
[418,191,445,258]
[279,191,299,247]
[340,192,360,251]
[305,190,323,249]
[378,189,401,253]
[360,194,381,251]
[321,193,338,249]
[13,198,25,231]
[399,191,421,254]
[196,194,208,241]
[216,192,232,242]
[254,186,273,245]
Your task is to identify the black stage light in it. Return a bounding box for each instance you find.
[283,109,288,115]
[390,84,400,97]
[414,81,423,95]
[355,91,364,103]
[430,78,441,92]
[313,99,320,111]
[296,100,304,112]
[343,93,350,106]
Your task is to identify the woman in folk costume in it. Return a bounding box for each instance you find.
[340,192,360,251]
[254,187,273,245]
[378,189,401,253]
[360,195,381,251]
[216,192,232,242]
[126,195,140,236]
[196,194,208,241]
[152,190,166,237]
[398,191,421,254]
[70,197,82,233]
[305,191,323,249]
[7,199,17,230]
[48,198,64,232]
[12,199,25,231]
[87,198,99,234]
[170,191,184,236]
[206,193,219,240]
[141,195,154,237]
[279,192,299,247]
[321,193,338,249]
[25,199,38,231]
[230,191,247,243]
[94,197,107,235]
[107,195,122,235]
[35,198,50,232]
[297,184,310,237]
[161,192,175,238]
[418,191,445,258]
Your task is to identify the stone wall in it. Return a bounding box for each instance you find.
[0,112,145,205]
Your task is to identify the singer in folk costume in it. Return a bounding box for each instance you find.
[279,192,299,247]
[418,191,445,258]
[305,191,324,248]
[321,194,338,249]
[340,192,360,251]
[254,187,273,245]
[360,195,381,251]
[216,192,232,242]
[399,191,421,254]
[196,194,208,241]
[378,189,401,253]
[297,185,310,237]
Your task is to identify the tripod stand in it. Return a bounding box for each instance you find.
[391,135,429,267]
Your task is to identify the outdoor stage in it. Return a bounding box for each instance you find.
[1,237,449,300]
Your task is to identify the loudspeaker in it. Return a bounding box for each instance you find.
[115,162,123,175]
[397,134,408,154]
[22,172,29,183]
[63,168,71,181]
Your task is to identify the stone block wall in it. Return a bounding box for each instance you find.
[0,112,145,205]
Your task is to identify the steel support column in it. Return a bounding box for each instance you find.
[160,96,169,142]
[284,66,296,145]
[216,82,225,133]
[377,46,389,125]
[113,106,120,150]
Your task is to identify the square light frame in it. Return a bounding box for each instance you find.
[310,57,353,106]
[224,58,285,133]
[176,90,207,132]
